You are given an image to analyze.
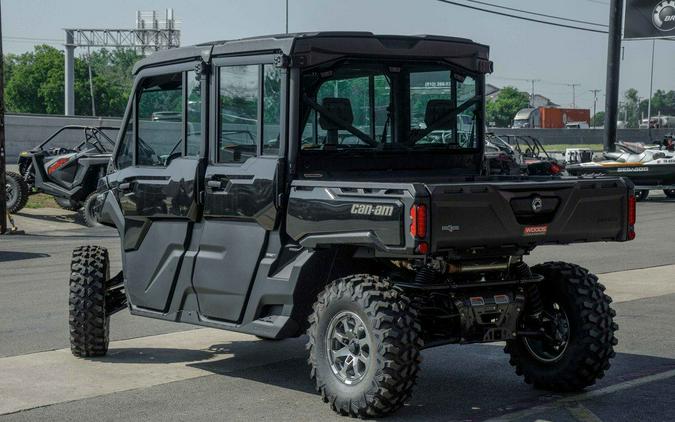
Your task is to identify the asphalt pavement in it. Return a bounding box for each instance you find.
[1,198,674,421]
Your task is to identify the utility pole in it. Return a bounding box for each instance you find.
[285,0,289,34]
[86,47,96,116]
[590,89,601,127]
[567,83,580,108]
[0,0,6,234]
[603,0,624,152]
[647,39,656,141]
[528,79,540,108]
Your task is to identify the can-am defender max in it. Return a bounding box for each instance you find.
[70,33,632,418]
[9,125,117,226]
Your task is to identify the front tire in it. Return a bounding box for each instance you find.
[307,275,423,418]
[5,171,29,213]
[505,262,617,392]
[69,246,110,357]
[81,193,100,227]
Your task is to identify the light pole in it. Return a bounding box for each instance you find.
[603,0,624,152]
[0,0,6,234]
[647,39,656,140]
[285,0,289,34]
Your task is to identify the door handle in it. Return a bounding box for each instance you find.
[207,180,224,190]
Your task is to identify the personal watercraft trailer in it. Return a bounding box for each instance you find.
[566,138,675,201]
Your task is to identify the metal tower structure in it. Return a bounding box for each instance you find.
[64,9,180,115]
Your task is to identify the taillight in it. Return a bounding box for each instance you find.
[549,163,561,175]
[410,204,427,238]
[627,193,636,240]
[628,194,636,226]
[47,157,70,175]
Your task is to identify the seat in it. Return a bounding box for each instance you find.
[424,99,454,130]
[319,97,354,145]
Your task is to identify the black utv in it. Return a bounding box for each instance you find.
[70,33,634,418]
[9,125,117,226]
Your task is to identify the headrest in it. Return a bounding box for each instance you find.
[319,98,353,130]
[424,99,454,130]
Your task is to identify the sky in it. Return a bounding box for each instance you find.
[3,0,674,112]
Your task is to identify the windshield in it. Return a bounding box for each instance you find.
[300,62,481,153]
[512,119,529,128]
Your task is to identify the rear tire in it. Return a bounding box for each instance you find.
[635,189,649,201]
[69,245,110,357]
[81,193,100,227]
[505,262,617,392]
[5,171,29,213]
[307,275,423,418]
[663,189,675,199]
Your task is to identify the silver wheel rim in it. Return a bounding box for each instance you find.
[325,310,372,385]
[523,302,571,363]
[6,182,17,206]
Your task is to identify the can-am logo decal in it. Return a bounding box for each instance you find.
[653,1,675,32]
[350,203,395,217]
[531,197,544,213]
[617,167,649,173]
[523,225,548,236]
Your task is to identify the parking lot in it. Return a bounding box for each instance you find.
[1,196,674,422]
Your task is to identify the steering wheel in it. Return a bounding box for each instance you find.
[137,137,162,165]
[164,138,184,166]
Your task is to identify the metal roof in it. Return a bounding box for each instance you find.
[132,31,491,75]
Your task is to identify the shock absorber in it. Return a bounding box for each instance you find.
[513,261,543,317]
[415,266,438,284]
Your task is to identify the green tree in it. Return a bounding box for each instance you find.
[591,111,605,127]
[4,45,141,117]
[621,88,641,128]
[486,86,530,127]
[639,90,675,117]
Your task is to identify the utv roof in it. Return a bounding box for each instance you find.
[133,31,492,75]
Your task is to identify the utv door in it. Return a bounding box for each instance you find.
[111,64,206,313]
[191,58,285,323]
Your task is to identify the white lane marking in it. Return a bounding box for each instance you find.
[486,368,675,421]
[0,328,306,415]
[598,264,675,303]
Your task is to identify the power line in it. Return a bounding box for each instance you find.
[436,0,609,34]
[465,0,607,27]
[3,35,61,42]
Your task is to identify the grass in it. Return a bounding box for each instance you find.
[544,144,604,153]
[25,193,59,209]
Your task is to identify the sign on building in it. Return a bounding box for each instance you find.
[624,0,675,40]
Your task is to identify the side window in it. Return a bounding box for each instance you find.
[115,117,134,169]
[263,64,282,155]
[218,65,259,164]
[409,71,478,148]
[186,71,201,157]
[137,73,183,167]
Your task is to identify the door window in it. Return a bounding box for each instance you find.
[263,64,282,155]
[115,116,134,169]
[218,65,259,163]
[137,73,183,167]
[186,71,201,157]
